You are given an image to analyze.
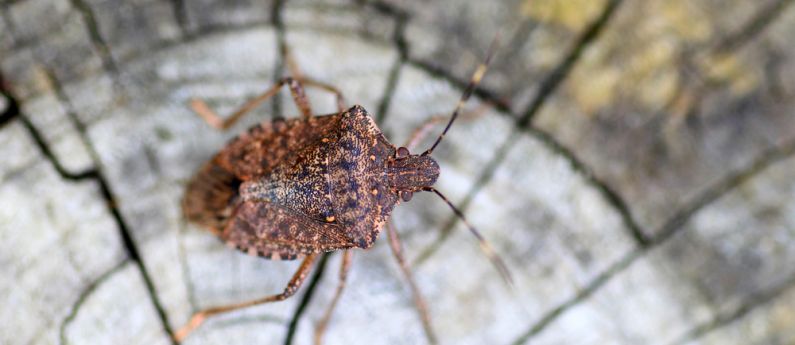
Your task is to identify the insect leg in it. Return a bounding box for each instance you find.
[281,77,348,120]
[386,221,438,345]
[294,78,347,115]
[403,115,446,152]
[173,253,319,342]
[281,44,347,115]
[313,250,353,345]
[283,44,305,81]
[190,76,345,128]
[190,77,306,130]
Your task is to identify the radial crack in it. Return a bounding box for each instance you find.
[671,271,795,345]
[364,0,512,114]
[412,0,632,265]
[283,253,331,345]
[0,73,21,128]
[509,136,795,344]
[407,58,512,114]
[517,0,624,128]
[528,127,648,245]
[270,0,289,119]
[36,70,178,344]
[68,0,121,76]
[1,73,94,179]
[715,0,795,53]
[169,0,189,36]
[510,249,642,345]
[373,11,407,126]
[413,128,520,267]
[374,55,404,127]
[651,137,795,244]
[59,260,129,345]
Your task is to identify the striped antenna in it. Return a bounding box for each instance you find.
[423,187,514,286]
[422,34,500,156]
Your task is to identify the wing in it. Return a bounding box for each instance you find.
[328,105,399,249]
[185,113,342,238]
[216,113,342,180]
[221,200,357,260]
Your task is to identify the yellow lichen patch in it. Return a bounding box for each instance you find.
[533,34,567,69]
[627,39,676,79]
[520,0,606,31]
[570,59,621,114]
[661,1,712,42]
[639,68,678,110]
[563,1,733,114]
[699,53,759,95]
[628,39,679,109]
[770,298,795,334]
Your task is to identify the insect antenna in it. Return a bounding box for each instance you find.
[422,187,514,286]
[421,34,500,156]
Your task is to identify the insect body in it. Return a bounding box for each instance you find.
[183,105,438,259]
[175,40,508,344]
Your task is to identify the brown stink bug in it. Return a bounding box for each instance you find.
[175,40,511,344]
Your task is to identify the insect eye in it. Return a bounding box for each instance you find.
[397,147,410,158]
[401,191,413,202]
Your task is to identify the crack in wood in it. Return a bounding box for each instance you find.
[365,0,512,115]
[5,0,794,342]
[175,218,200,314]
[23,70,179,344]
[271,0,289,119]
[5,79,175,341]
[715,0,795,54]
[670,270,795,345]
[361,0,410,20]
[510,249,643,345]
[410,0,636,267]
[59,260,129,345]
[283,253,332,345]
[1,73,95,179]
[373,13,407,127]
[19,110,178,344]
[373,53,403,128]
[0,73,21,128]
[68,0,120,76]
[412,128,520,267]
[169,0,189,37]
[527,126,649,245]
[360,0,795,341]
[406,58,513,114]
[0,7,18,48]
[361,0,645,276]
[650,136,795,245]
[509,137,795,344]
[516,0,625,129]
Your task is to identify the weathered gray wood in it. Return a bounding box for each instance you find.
[533,154,795,345]
[534,0,795,235]
[2,0,795,344]
[0,122,167,345]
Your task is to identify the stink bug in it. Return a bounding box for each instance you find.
[175,39,510,344]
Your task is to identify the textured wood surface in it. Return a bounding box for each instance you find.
[2,0,795,344]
